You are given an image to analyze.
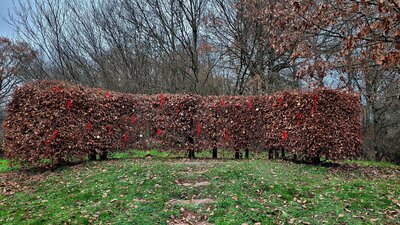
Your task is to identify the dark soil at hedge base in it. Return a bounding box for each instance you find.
[3,80,362,167]
[0,158,399,224]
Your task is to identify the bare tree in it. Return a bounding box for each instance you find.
[209,0,300,95]
[0,37,36,105]
[123,0,224,94]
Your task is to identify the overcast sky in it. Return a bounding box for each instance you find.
[0,0,16,38]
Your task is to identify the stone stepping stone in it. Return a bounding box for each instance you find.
[179,181,211,187]
[168,198,216,205]
[171,222,212,225]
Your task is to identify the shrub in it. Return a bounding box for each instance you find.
[3,80,362,167]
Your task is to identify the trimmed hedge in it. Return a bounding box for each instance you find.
[3,81,362,166]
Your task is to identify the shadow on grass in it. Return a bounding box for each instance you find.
[291,159,342,168]
[2,149,398,175]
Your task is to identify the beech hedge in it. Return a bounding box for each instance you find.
[3,80,362,166]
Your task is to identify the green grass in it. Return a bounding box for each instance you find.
[0,153,399,224]
[110,149,169,159]
[0,158,21,173]
[0,158,10,173]
[343,159,399,168]
[109,148,270,160]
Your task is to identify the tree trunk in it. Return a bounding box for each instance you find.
[312,155,320,164]
[245,148,249,159]
[268,148,273,159]
[212,147,218,159]
[99,150,108,160]
[235,149,240,159]
[274,148,279,159]
[88,150,96,161]
[188,149,195,159]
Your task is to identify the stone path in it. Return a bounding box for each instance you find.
[166,161,216,225]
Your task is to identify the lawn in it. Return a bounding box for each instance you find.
[0,151,399,224]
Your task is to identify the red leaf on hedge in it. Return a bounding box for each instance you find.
[66,99,72,110]
[297,112,303,126]
[176,104,183,114]
[123,133,129,142]
[225,128,229,142]
[273,97,283,108]
[52,129,59,139]
[160,94,165,108]
[247,98,253,110]
[131,114,135,124]
[157,128,162,136]
[105,91,111,99]
[87,121,93,131]
[46,129,59,145]
[220,98,225,106]
[314,94,318,105]
[197,121,201,137]
[51,85,62,92]
[106,125,112,134]
[283,131,287,141]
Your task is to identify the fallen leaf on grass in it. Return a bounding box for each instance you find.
[388,196,400,207]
